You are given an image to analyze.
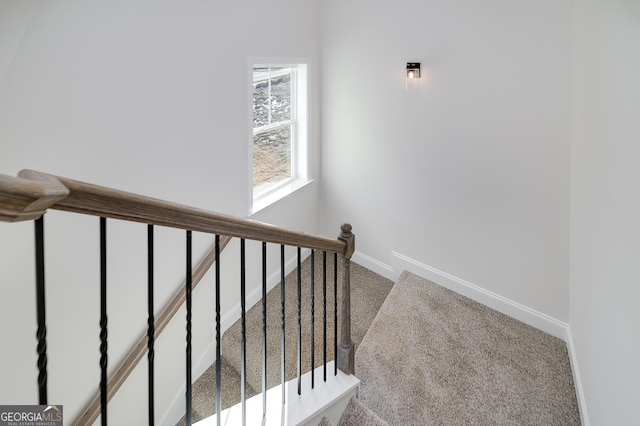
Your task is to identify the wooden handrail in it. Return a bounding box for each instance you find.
[74,235,232,426]
[10,170,347,255]
[0,172,69,222]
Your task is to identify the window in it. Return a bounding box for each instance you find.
[250,61,308,213]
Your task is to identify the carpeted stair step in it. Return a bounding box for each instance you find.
[318,417,333,426]
[317,396,388,426]
[176,356,258,425]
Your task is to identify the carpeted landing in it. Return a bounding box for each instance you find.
[356,271,581,425]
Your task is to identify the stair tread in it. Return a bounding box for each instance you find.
[337,397,388,426]
[177,356,258,425]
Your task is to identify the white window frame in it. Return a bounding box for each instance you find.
[248,58,310,215]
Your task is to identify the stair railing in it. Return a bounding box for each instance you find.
[76,235,232,425]
[0,169,355,426]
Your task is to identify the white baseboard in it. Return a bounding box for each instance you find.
[354,250,569,339]
[160,248,311,425]
[351,251,394,280]
[565,326,590,426]
[391,252,568,340]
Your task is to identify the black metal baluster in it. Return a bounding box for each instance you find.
[280,244,286,405]
[262,242,267,420]
[297,247,302,396]
[240,238,247,425]
[100,217,108,426]
[34,216,47,405]
[147,225,155,425]
[334,253,338,376]
[310,250,315,389]
[185,230,193,426]
[323,251,327,382]
[215,235,221,426]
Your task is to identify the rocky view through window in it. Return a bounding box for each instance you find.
[253,67,292,192]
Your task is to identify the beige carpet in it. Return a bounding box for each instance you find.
[319,396,388,426]
[356,271,581,425]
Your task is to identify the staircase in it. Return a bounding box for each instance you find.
[0,170,581,425]
[187,266,582,425]
[179,258,394,424]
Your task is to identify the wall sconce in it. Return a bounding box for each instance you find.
[406,62,421,79]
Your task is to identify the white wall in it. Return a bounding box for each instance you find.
[4,1,638,424]
[320,0,573,321]
[570,0,640,423]
[0,0,323,424]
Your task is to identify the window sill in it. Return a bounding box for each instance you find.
[250,178,314,216]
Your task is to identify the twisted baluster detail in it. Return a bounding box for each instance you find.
[34,216,48,404]
[36,325,48,402]
[280,244,286,404]
[310,249,315,389]
[297,247,302,396]
[323,250,327,382]
[240,238,247,425]
[99,217,108,425]
[99,315,108,425]
[147,224,155,425]
[333,252,338,376]
[215,235,222,426]
[100,318,109,372]
[185,230,193,425]
[261,241,267,419]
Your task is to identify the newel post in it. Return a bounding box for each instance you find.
[337,223,355,375]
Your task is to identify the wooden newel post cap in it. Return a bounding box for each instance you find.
[338,223,355,259]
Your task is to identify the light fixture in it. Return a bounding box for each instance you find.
[406,62,421,79]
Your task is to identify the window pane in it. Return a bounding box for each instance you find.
[253,125,291,189]
[270,69,291,123]
[253,67,291,127]
[253,77,269,127]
